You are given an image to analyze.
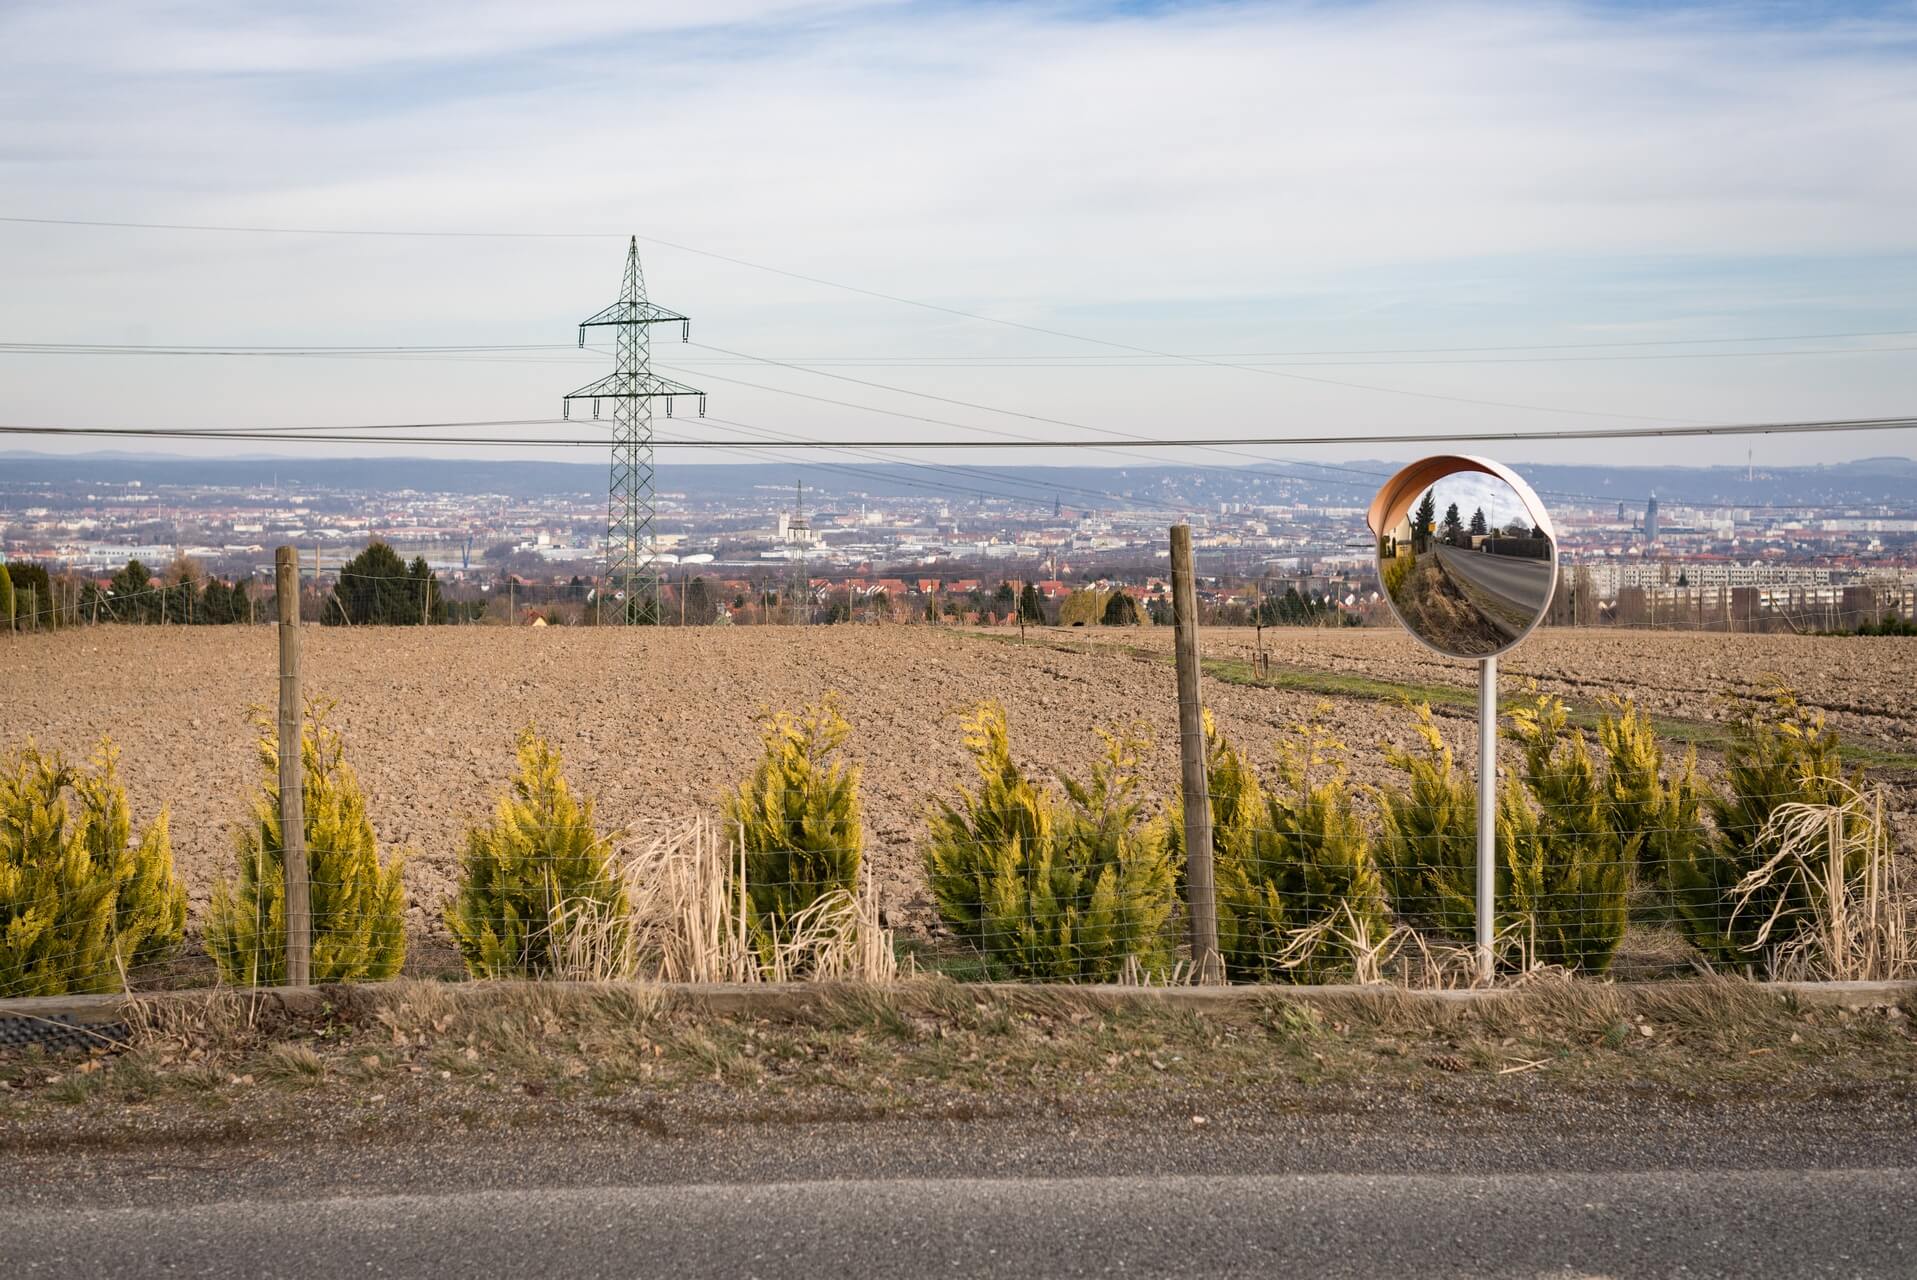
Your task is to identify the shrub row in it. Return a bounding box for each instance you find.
[0,687,1866,994]
[930,691,1863,982]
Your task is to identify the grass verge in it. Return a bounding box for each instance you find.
[3,977,1911,1150]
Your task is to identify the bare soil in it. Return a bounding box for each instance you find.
[2,624,1912,960]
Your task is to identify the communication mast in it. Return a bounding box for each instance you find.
[564,237,706,624]
[787,480,811,625]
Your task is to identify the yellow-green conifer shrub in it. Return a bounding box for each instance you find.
[1213,713,1387,982]
[74,740,186,968]
[1166,711,1264,895]
[446,729,625,978]
[1669,691,1860,968]
[1374,703,1478,936]
[206,705,406,985]
[1596,698,1707,890]
[723,699,863,947]
[2,746,117,996]
[1504,694,1629,972]
[0,740,183,995]
[926,703,1175,980]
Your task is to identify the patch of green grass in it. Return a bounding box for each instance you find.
[897,938,995,983]
[1207,656,1917,770]
[1207,656,1471,709]
[960,628,1917,770]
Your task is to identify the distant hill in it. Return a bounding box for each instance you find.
[3,451,1913,510]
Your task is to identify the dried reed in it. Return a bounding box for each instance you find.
[1729,784,1912,980]
[539,817,897,984]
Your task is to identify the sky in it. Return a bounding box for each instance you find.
[2,0,1915,480]
[1421,473,1538,535]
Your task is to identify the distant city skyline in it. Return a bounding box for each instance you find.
[3,1,1915,470]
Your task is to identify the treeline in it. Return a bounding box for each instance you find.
[0,543,464,631]
[1,557,260,629]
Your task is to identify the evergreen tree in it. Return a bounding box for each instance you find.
[446,730,625,977]
[1469,508,1488,537]
[334,541,423,625]
[1505,695,1630,972]
[407,556,445,624]
[74,740,187,966]
[166,556,201,624]
[927,704,1174,980]
[206,704,407,984]
[200,579,232,624]
[6,562,53,630]
[1596,698,1705,889]
[1018,582,1044,623]
[1412,489,1438,550]
[1375,703,1480,935]
[0,564,11,634]
[109,559,155,622]
[0,740,184,995]
[1101,591,1141,625]
[722,700,863,954]
[1442,502,1464,546]
[1212,715,1388,982]
[1668,693,1860,970]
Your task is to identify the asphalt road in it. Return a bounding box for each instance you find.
[1433,543,1553,630]
[7,1168,1914,1278]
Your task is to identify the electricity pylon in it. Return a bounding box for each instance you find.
[787,480,811,626]
[565,237,705,624]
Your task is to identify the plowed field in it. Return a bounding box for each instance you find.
[3,624,1912,963]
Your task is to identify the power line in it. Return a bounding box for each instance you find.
[4,415,1913,449]
[4,331,1896,510]
[0,341,579,354]
[668,329,1917,358]
[9,336,1917,367]
[657,346,1400,495]
[662,344,1917,369]
[0,215,609,240]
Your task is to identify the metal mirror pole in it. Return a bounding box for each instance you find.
[1476,653,1497,983]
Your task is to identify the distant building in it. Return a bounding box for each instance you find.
[1644,494,1661,543]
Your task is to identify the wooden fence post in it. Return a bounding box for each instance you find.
[276,546,311,986]
[1170,525,1222,983]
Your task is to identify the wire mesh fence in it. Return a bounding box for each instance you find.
[4,790,1909,998]
[3,568,1912,998]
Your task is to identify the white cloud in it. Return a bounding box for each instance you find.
[2,1,1915,464]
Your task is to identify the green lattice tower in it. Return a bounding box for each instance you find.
[565,238,706,624]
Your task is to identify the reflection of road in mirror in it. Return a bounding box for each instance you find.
[1432,544,1553,639]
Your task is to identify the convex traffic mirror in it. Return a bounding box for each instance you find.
[1367,456,1557,661]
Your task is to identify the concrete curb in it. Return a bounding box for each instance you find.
[3,977,1911,1030]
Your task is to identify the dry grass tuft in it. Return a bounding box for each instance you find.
[260,1042,325,1081]
[1732,784,1914,980]
[623,817,897,984]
